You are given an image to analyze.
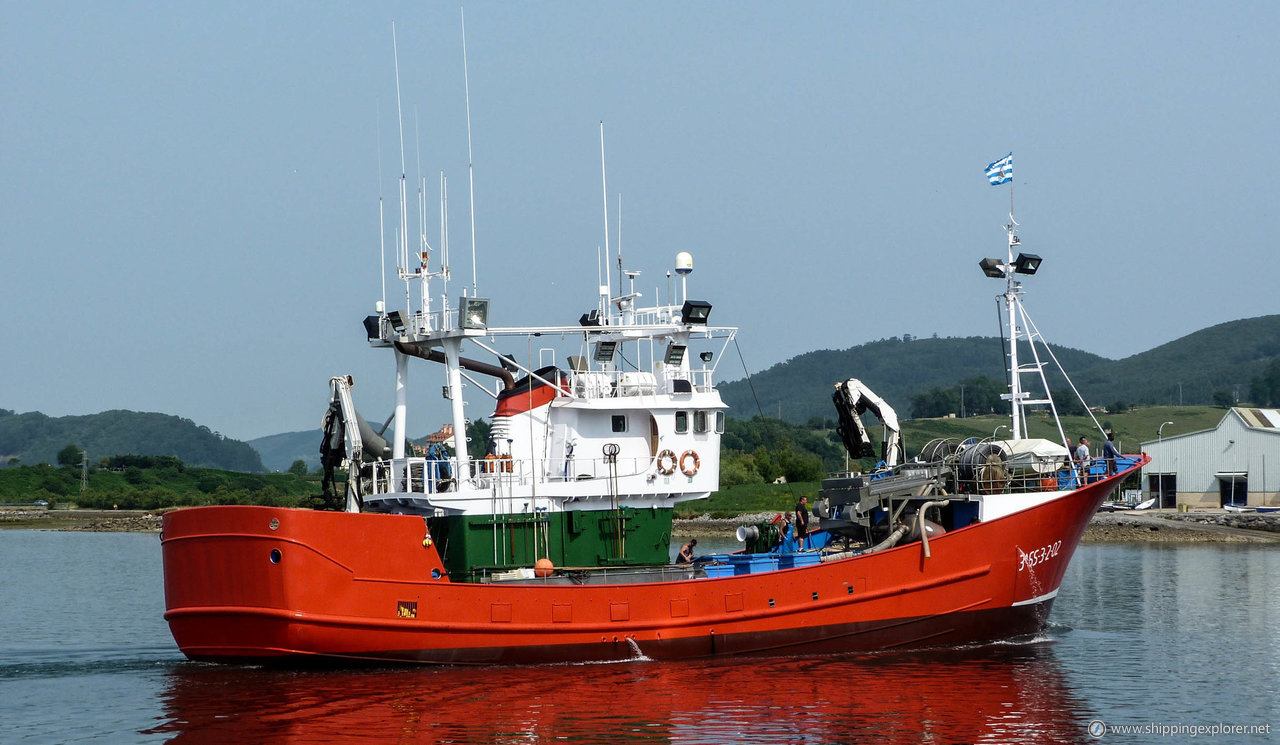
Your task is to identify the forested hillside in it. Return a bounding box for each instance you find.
[720,316,1280,424]
[719,335,1108,423]
[249,430,323,473]
[1070,315,1280,408]
[0,409,265,472]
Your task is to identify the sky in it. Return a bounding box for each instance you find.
[4,1,1278,442]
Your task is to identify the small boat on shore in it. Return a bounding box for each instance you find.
[161,134,1144,663]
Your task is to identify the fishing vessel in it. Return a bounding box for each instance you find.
[161,176,1146,664]
[161,67,1143,663]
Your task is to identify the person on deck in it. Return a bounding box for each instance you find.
[794,496,810,550]
[676,538,697,564]
[1102,432,1121,476]
[1075,436,1092,483]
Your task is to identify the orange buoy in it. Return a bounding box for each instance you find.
[534,558,554,578]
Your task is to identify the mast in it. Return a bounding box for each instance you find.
[1003,215,1023,441]
[377,102,387,311]
[461,7,478,297]
[600,122,611,314]
[391,23,409,458]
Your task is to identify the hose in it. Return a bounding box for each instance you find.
[914,500,950,559]
[820,523,909,563]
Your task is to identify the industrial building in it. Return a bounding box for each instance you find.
[1140,408,1280,508]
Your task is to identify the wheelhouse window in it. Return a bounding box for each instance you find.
[675,411,689,434]
[611,414,628,433]
[715,411,725,434]
[694,411,708,433]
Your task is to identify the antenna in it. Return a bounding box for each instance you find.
[616,192,623,297]
[377,100,386,311]
[600,122,611,304]
[414,107,425,271]
[461,7,478,296]
[442,171,451,322]
[392,23,410,313]
[413,108,432,318]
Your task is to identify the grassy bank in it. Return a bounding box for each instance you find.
[675,481,820,519]
[0,461,320,510]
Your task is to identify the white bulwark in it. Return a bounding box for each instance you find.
[1140,408,1280,509]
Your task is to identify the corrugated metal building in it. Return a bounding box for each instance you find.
[1140,408,1280,508]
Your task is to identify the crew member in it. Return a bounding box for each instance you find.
[677,538,697,564]
[1075,436,1092,483]
[1102,432,1121,476]
[795,496,810,550]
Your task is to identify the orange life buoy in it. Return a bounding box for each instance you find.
[680,450,700,477]
[656,449,677,475]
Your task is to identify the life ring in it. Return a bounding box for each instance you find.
[656,449,677,475]
[680,450,700,477]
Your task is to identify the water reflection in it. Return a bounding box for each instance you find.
[146,642,1088,744]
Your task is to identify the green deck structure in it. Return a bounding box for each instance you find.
[428,506,675,581]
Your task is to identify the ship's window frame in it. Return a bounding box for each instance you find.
[611,414,628,433]
[715,411,725,434]
[694,410,708,433]
[675,411,689,434]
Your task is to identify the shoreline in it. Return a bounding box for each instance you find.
[5,508,1280,544]
[674,510,1280,544]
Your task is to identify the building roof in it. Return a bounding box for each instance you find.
[1234,407,1280,429]
[1140,407,1280,447]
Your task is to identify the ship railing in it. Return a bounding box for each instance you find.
[568,368,715,399]
[369,454,673,495]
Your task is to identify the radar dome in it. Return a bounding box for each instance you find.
[674,252,693,275]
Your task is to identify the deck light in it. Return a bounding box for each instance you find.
[979,258,1007,279]
[578,309,602,327]
[699,351,714,364]
[363,315,381,340]
[681,300,712,325]
[387,310,407,332]
[664,344,687,366]
[593,341,618,363]
[458,298,490,330]
[1013,253,1042,275]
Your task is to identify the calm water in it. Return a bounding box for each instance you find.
[2,531,1277,744]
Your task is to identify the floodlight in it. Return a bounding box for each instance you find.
[681,300,712,324]
[593,340,618,363]
[664,344,687,366]
[386,310,406,332]
[1013,253,1042,275]
[699,351,714,364]
[979,258,1006,279]
[458,297,490,330]
[363,315,381,340]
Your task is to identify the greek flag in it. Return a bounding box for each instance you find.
[985,153,1013,185]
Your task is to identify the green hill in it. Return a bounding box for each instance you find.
[719,335,1109,423]
[248,430,323,473]
[1071,315,1280,408]
[0,409,265,472]
[721,316,1280,423]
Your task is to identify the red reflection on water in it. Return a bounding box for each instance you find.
[146,642,1088,744]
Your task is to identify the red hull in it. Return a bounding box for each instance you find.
[162,460,1144,665]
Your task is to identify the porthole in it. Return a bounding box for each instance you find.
[270,549,282,564]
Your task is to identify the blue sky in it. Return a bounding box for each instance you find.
[3,1,1277,442]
